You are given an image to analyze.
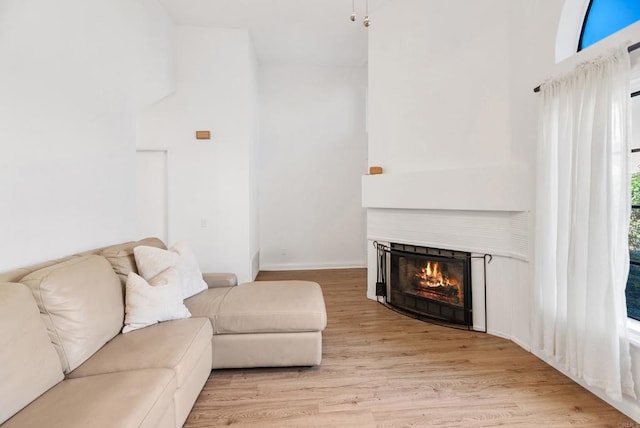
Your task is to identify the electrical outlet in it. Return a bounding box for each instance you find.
[200,218,208,228]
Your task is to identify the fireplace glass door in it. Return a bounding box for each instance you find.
[389,243,472,326]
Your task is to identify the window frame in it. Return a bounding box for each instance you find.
[578,0,640,52]
[577,0,595,51]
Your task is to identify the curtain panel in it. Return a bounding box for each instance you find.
[533,47,635,401]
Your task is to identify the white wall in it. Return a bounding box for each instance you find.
[366,0,530,342]
[0,0,174,271]
[137,27,258,282]
[249,44,260,280]
[368,0,511,173]
[258,65,368,270]
[136,150,169,243]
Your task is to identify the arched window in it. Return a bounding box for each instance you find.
[556,0,640,321]
[578,0,640,51]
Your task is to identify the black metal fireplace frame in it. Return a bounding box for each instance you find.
[374,241,491,332]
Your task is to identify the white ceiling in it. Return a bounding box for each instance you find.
[158,0,374,67]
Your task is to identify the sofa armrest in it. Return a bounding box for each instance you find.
[202,273,237,288]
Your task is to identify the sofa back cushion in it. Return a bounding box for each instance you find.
[0,255,77,283]
[100,237,167,287]
[20,255,124,373]
[0,283,64,424]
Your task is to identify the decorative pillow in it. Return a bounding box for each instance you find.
[171,241,208,297]
[134,242,208,299]
[133,245,180,280]
[100,237,167,288]
[122,268,191,333]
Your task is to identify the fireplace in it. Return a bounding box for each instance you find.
[388,243,472,327]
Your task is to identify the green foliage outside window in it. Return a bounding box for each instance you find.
[632,173,640,205]
[626,173,640,320]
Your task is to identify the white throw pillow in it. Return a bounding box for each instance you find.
[122,268,191,334]
[171,241,208,298]
[133,245,180,280]
[134,242,208,299]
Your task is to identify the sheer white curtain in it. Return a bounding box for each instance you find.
[533,47,635,401]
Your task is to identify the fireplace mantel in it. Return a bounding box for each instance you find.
[362,164,531,343]
[361,164,530,212]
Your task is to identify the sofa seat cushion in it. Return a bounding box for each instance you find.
[208,281,327,334]
[184,286,232,330]
[1,369,176,428]
[0,283,64,425]
[68,317,212,388]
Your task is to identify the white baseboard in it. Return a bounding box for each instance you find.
[259,262,365,271]
[251,251,260,280]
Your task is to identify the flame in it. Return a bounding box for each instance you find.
[411,260,462,305]
[415,262,457,287]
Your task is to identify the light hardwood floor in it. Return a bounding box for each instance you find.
[184,268,639,427]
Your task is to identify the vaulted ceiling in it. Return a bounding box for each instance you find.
[158,0,378,67]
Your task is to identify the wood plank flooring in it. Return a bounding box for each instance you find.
[184,268,639,427]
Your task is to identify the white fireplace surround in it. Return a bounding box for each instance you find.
[362,165,530,212]
[362,165,532,347]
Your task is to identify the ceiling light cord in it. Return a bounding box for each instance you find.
[364,0,370,27]
[350,0,369,27]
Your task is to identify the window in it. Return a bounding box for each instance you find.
[627,97,640,321]
[579,0,640,51]
[580,0,640,322]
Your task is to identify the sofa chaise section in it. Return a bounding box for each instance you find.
[185,280,327,368]
[101,238,328,369]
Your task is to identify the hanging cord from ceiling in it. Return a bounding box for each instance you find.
[349,0,370,27]
[364,0,370,27]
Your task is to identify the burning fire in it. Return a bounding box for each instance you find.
[415,262,457,288]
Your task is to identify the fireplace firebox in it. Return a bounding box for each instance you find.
[388,243,472,327]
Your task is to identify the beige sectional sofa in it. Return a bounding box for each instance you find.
[0,237,327,427]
